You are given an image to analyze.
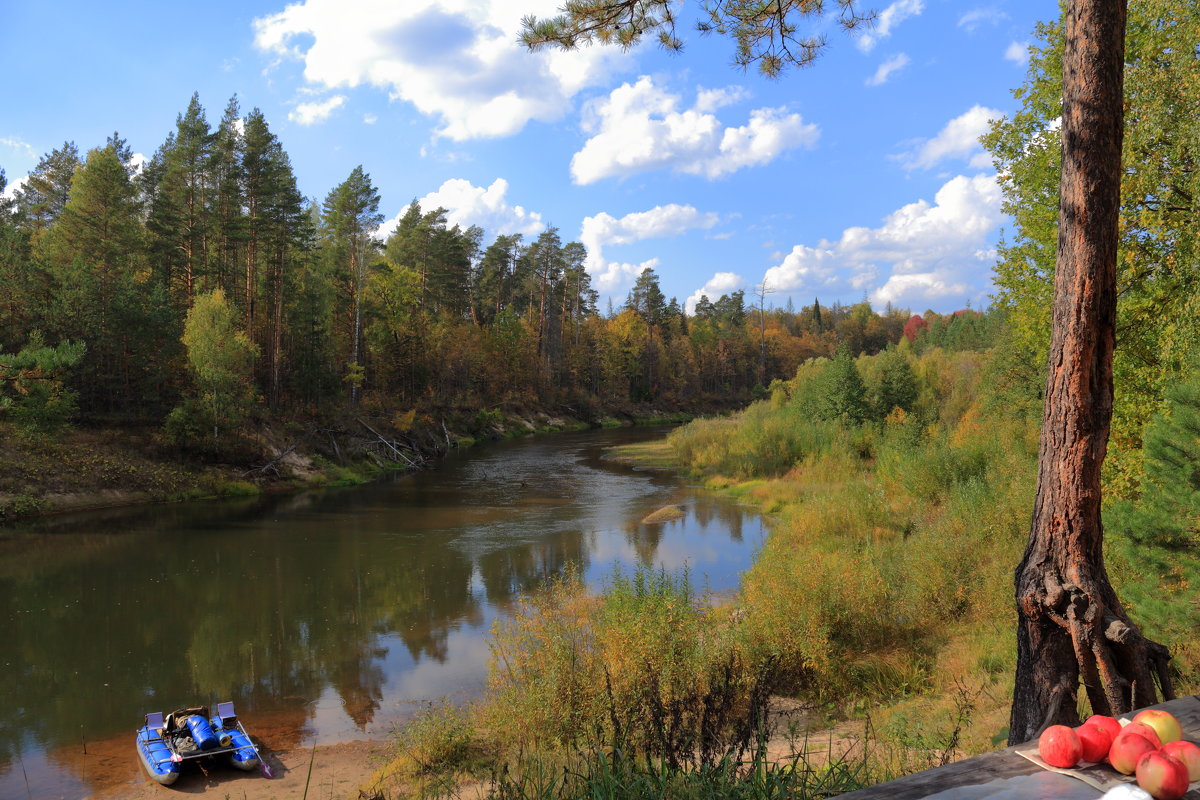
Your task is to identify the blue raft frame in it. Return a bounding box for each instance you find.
[135,701,259,785]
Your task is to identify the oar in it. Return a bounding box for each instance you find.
[237,721,274,778]
[255,742,275,779]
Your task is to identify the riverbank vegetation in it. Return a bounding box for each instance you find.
[368,331,1200,799]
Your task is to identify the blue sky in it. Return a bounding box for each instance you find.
[0,0,1047,314]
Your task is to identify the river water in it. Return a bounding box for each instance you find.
[0,426,764,798]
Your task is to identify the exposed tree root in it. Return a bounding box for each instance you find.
[1012,567,1173,743]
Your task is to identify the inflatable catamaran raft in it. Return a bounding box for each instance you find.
[135,701,265,785]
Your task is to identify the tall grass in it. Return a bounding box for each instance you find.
[488,731,878,800]
[667,402,837,480]
[483,564,775,766]
[663,349,1040,712]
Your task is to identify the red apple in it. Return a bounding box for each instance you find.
[1039,724,1082,768]
[1160,740,1200,782]
[1123,722,1164,749]
[1086,714,1123,741]
[1136,751,1190,800]
[1075,722,1114,762]
[1133,709,1184,745]
[1109,732,1158,775]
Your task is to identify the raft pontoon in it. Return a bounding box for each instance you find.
[135,701,260,785]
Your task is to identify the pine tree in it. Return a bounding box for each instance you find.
[16,141,80,245]
[38,145,148,413]
[0,332,85,432]
[104,131,135,172]
[873,348,917,419]
[241,107,276,341]
[625,267,667,399]
[529,227,565,361]
[322,166,383,405]
[261,146,308,407]
[475,234,523,325]
[1129,378,1200,549]
[146,93,214,309]
[208,96,246,301]
[815,345,867,425]
[287,203,338,407]
[0,168,39,348]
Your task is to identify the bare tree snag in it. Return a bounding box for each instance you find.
[1009,0,1173,744]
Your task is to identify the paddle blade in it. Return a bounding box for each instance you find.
[259,759,274,779]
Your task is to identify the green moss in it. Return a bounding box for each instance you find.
[215,480,259,497]
[0,494,48,520]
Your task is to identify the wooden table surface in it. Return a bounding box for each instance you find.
[838,695,1200,800]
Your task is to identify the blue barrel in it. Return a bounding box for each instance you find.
[185,715,220,750]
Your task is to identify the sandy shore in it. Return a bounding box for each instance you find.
[11,706,396,800]
[74,737,391,800]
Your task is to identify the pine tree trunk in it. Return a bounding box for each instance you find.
[246,224,257,342]
[350,242,361,408]
[270,245,284,409]
[1009,0,1172,744]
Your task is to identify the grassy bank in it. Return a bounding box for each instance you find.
[365,343,1200,799]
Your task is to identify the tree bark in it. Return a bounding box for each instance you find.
[1009,0,1172,745]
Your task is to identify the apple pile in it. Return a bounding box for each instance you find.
[1036,709,1200,800]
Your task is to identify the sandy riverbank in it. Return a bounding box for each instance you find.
[83,738,391,800]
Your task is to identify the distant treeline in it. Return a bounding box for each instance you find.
[0,93,997,444]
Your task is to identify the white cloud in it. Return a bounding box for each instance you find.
[1,173,29,202]
[580,204,719,292]
[253,0,629,141]
[957,8,1007,33]
[763,173,1003,310]
[901,105,1001,170]
[866,53,910,86]
[289,95,346,125]
[762,244,840,294]
[856,0,924,52]
[0,136,36,161]
[694,86,749,113]
[376,179,542,242]
[127,152,148,175]
[871,273,971,307]
[572,76,818,184]
[592,257,661,295]
[686,272,744,314]
[406,177,545,240]
[363,113,378,125]
[1005,41,1029,66]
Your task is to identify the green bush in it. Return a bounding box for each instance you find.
[397,700,476,775]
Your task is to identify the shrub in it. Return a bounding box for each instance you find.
[396,700,476,775]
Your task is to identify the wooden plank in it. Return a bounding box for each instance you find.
[839,696,1200,800]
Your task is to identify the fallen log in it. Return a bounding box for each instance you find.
[243,440,300,478]
[357,418,420,467]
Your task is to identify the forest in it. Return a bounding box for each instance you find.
[0,92,987,455]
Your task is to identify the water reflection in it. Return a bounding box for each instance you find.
[0,427,764,797]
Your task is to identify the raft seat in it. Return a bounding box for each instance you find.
[145,711,165,734]
[216,701,237,726]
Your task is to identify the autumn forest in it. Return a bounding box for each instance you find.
[0,92,994,450]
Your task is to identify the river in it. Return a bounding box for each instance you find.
[0,426,764,798]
